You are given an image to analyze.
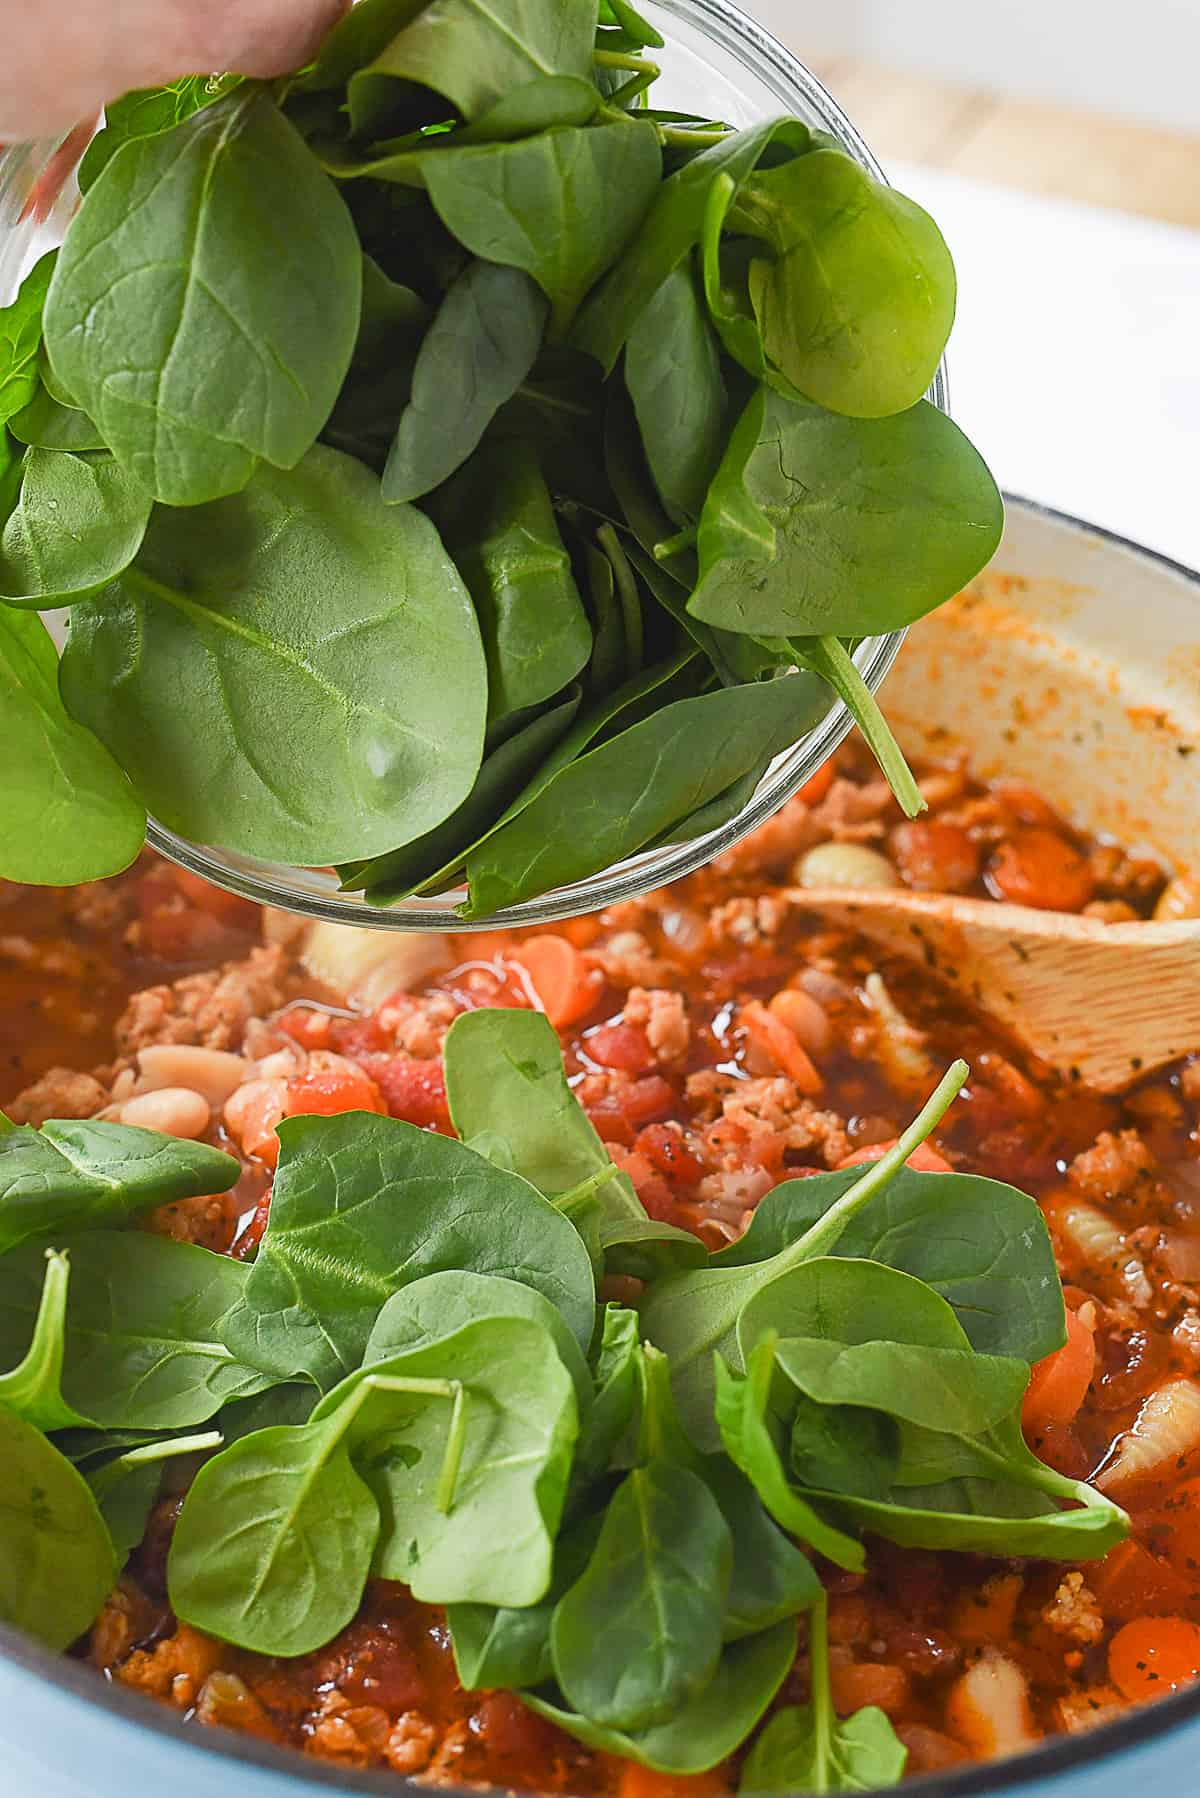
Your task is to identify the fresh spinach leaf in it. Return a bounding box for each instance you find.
[429,438,591,720]
[0,1403,117,1650]
[772,1334,1031,1439]
[0,1233,272,1429]
[0,253,56,428]
[463,669,830,915]
[339,0,597,137]
[524,1617,797,1774]
[788,1391,899,1499]
[322,253,429,464]
[217,1383,317,1446]
[688,385,1004,638]
[45,91,362,505]
[571,1303,641,1496]
[59,445,488,866]
[169,1411,380,1655]
[450,1510,603,1692]
[572,117,810,373]
[551,1461,732,1729]
[728,149,956,418]
[819,1466,1127,1560]
[715,1163,1066,1365]
[0,1249,79,1430]
[701,1455,821,1640]
[223,1111,595,1388]
[740,1594,907,1793]
[77,76,242,192]
[0,605,145,885]
[0,1115,237,1255]
[346,1317,579,1606]
[582,537,626,694]
[641,1065,968,1443]
[363,1268,592,1410]
[352,686,582,902]
[625,260,726,522]
[713,1339,864,1571]
[420,120,662,335]
[0,450,151,606]
[383,260,549,503]
[9,383,106,452]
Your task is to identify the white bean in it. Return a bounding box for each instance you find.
[947,1651,1039,1756]
[136,1045,251,1107]
[793,842,898,890]
[119,1087,211,1139]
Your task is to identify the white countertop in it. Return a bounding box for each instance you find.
[891,160,1200,571]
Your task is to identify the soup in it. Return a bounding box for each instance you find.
[3,739,1199,1792]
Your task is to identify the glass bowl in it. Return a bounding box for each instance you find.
[0,0,949,933]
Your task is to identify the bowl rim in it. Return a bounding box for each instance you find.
[3,493,1200,1796]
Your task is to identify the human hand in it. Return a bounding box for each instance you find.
[0,0,350,142]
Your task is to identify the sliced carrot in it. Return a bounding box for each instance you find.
[837,1140,952,1175]
[1022,1306,1096,1434]
[1109,1616,1200,1701]
[1091,1539,1198,1623]
[741,999,823,1095]
[797,758,835,807]
[617,1763,729,1798]
[507,934,602,1029]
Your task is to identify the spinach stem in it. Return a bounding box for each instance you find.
[654,525,698,562]
[598,523,644,677]
[437,1382,470,1514]
[557,1162,622,1212]
[0,1248,70,1417]
[593,50,660,74]
[116,1431,223,1468]
[658,126,732,149]
[778,1059,968,1271]
[808,1588,834,1795]
[602,69,659,111]
[796,636,925,818]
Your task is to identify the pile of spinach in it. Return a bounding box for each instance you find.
[0,0,1002,912]
[0,1012,1127,1788]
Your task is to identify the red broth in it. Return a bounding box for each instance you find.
[4,739,1200,1791]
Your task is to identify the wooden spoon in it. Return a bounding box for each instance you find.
[782,887,1200,1092]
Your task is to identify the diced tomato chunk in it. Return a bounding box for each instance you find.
[619,1075,677,1126]
[618,1764,729,1798]
[276,1006,336,1050]
[368,1056,452,1131]
[634,1124,705,1186]
[586,1022,656,1074]
[284,1063,386,1120]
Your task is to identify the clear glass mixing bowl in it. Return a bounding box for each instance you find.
[0,0,949,932]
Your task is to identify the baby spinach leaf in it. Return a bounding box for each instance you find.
[9,383,106,452]
[382,260,549,503]
[363,1268,592,1410]
[821,1470,1127,1560]
[701,1455,820,1639]
[600,0,665,48]
[60,445,487,866]
[552,1461,732,1729]
[582,537,625,695]
[572,1303,641,1496]
[421,119,662,335]
[223,1111,595,1388]
[0,1403,117,1650]
[714,1341,864,1572]
[88,1430,222,1560]
[430,438,591,720]
[788,1391,899,1499]
[493,347,614,513]
[342,0,597,137]
[350,686,582,902]
[44,91,362,505]
[326,78,603,182]
[688,385,1004,638]
[728,149,956,418]
[772,1335,1031,1439]
[0,1115,237,1255]
[738,1256,973,1361]
[444,1008,636,1205]
[217,1383,317,1446]
[716,1164,1066,1365]
[740,1594,907,1794]
[0,252,56,428]
[463,669,829,915]
[0,605,145,885]
[742,1702,907,1795]
[77,76,242,192]
[348,1317,578,1606]
[0,1233,272,1430]
[323,254,429,464]
[625,260,726,522]
[169,1411,380,1655]
[0,450,151,607]
[450,1510,603,1692]
[642,1065,968,1444]
[525,1617,797,1774]
[599,1217,708,1282]
[572,117,810,373]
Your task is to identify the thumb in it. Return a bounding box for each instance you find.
[185,0,354,79]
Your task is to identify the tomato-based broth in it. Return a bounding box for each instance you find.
[4,740,1200,1793]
